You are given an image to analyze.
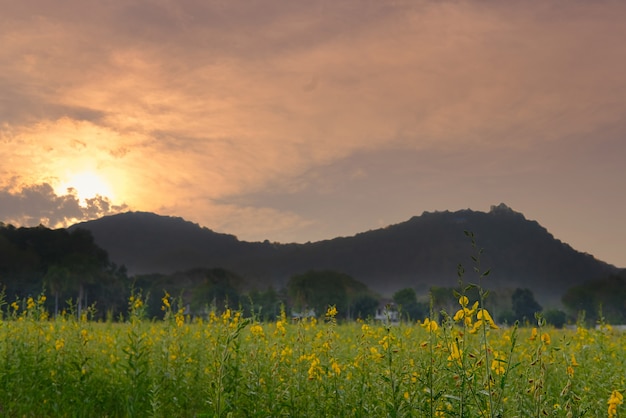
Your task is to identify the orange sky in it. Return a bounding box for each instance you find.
[1,0,625,267]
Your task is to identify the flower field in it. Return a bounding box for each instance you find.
[0,291,624,418]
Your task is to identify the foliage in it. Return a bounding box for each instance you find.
[73,210,618,304]
[287,270,371,319]
[351,294,379,319]
[0,224,127,320]
[245,286,284,321]
[562,272,626,324]
[511,288,543,323]
[1,290,625,417]
[543,309,568,328]
[392,288,427,321]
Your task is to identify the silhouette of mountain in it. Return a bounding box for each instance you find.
[69,204,618,304]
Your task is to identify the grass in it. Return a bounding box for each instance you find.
[0,290,624,417]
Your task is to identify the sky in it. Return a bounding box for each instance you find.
[1,0,625,268]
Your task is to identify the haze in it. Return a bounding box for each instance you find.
[1,1,625,267]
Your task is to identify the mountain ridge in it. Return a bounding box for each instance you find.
[69,204,618,304]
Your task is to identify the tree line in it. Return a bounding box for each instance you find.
[1,223,624,325]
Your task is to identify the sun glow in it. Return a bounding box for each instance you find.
[57,171,114,204]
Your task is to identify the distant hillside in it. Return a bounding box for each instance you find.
[70,204,618,304]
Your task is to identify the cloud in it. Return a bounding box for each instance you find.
[1,0,626,264]
[3,1,625,169]
[0,183,128,228]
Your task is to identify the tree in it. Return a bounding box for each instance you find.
[351,294,379,319]
[246,286,284,321]
[511,288,542,323]
[63,228,110,318]
[0,224,118,318]
[191,268,244,313]
[287,270,372,319]
[562,273,626,324]
[543,309,567,328]
[393,288,427,321]
[288,270,348,317]
[43,264,70,316]
[393,288,417,307]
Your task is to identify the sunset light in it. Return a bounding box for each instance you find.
[57,171,114,205]
[1,0,625,267]
[2,3,626,415]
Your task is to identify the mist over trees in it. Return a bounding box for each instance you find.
[1,218,624,325]
[71,208,619,310]
[562,273,626,324]
[287,270,374,320]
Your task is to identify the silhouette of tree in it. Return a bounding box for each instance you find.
[287,270,372,319]
[352,294,379,319]
[393,288,427,321]
[562,273,626,324]
[512,288,542,323]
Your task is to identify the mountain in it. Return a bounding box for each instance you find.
[69,204,618,304]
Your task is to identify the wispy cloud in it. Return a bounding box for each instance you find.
[1,1,625,264]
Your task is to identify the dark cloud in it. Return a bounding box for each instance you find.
[0,183,128,228]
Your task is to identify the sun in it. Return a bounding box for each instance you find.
[57,171,114,204]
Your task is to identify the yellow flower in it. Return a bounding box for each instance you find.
[250,323,265,338]
[54,338,65,351]
[161,292,171,310]
[222,309,231,322]
[421,317,439,332]
[370,346,383,360]
[468,309,499,334]
[379,335,390,351]
[468,320,481,334]
[490,351,505,375]
[453,309,465,322]
[11,301,19,311]
[608,390,623,418]
[331,361,341,376]
[274,317,287,336]
[307,356,322,380]
[27,297,35,310]
[530,327,538,341]
[447,342,462,365]
[491,358,505,375]
[541,332,551,345]
[453,301,479,326]
[570,353,579,367]
[280,346,293,362]
[175,309,185,327]
[477,309,498,328]
[209,311,218,323]
[326,305,338,319]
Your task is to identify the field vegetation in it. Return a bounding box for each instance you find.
[0,286,624,418]
[1,227,624,417]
